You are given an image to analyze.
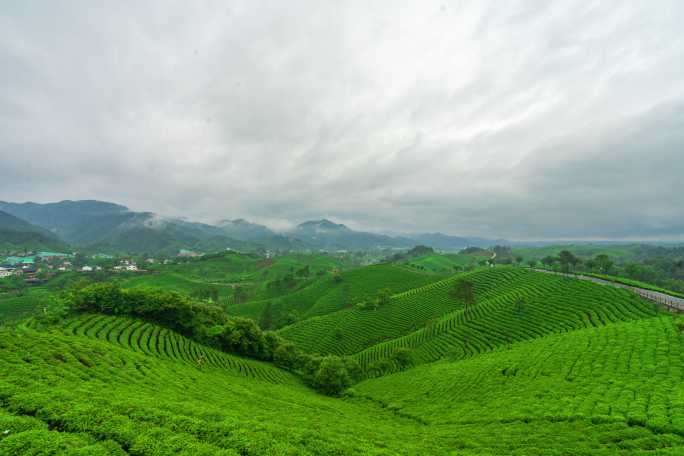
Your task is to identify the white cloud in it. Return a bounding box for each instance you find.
[1,0,683,239]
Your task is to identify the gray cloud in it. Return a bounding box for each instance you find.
[1,0,683,239]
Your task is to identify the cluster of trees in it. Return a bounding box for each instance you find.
[539,251,614,274]
[191,285,220,303]
[266,274,298,293]
[356,288,392,310]
[65,283,358,395]
[535,249,684,294]
[388,245,435,262]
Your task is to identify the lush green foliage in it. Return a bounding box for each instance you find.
[67,283,357,395]
[582,272,684,299]
[3,256,684,454]
[351,269,658,376]
[353,316,684,447]
[230,264,445,327]
[0,287,53,324]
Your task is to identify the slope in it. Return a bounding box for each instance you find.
[279,268,659,362]
[230,264,446,327]
[1,314,682,454]
[0,210,67,252]
[0,200,251,254]
[0,321,453,454]
[352,315,684,450]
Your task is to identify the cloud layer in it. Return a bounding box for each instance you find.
[1,0,683,239]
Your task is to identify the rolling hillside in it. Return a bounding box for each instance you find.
[1,283,682,454]
[0,210,67,252]
[278,268,659,368]
[352,315,684,453]
[0,200,252,254]
[229,264,446,327]
[119,252,348,303]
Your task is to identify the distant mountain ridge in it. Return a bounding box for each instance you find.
[0,201,250,255]
[0,200,504,253]
[0,210,68,252]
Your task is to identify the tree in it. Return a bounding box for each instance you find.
[527,259,538,268]
[452,280,476,319]
[595,254,613,274]
[515,256,524,266]
[233,285,247,304]
[312,356,352,396]
[376,288,392,308]
[259,301,274,330]
[392,347,413,368]
[541,256,556,268]
[558,250,579,273]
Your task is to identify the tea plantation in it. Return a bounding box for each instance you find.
[1,266,683,454]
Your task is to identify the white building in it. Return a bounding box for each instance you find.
[125,264,138,271]
[0,267,12,278]
[81,265,93,272]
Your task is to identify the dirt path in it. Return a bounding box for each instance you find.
[533,269,684,313]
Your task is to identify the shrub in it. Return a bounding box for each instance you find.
[65,283,359,396]
[312,356,353,396]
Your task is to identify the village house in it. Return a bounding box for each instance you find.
[81,265,94,272]
[0,267,12,279]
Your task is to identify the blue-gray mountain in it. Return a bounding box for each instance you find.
[0,210,68,252]
[0,200,501,254]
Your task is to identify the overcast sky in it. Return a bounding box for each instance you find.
[1,1,683,239]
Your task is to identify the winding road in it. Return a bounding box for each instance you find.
[533,269,684,313]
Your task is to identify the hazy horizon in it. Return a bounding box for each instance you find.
[2,1,683,240]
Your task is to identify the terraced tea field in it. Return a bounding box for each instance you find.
[1,314,683,454]
[231,264,444,325]
[353,316,684,441]
[279,268,657,364]
[0,288,52,325]
[63,314,294,384]
[2,265,683,454]
[351,270,659,374]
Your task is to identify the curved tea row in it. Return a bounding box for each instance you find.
[63,313,295,384]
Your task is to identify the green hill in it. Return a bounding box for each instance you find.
[278,268,658,366]
[2,262,683,454]
[400,252,486,273]
[230,264,446,327]
[119,252,348,304]
[0,210,67,253]
[0,322,442,454]
[352,316,684,451]
[1,306,682,453]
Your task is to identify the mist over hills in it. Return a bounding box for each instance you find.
[0,200,498,254]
